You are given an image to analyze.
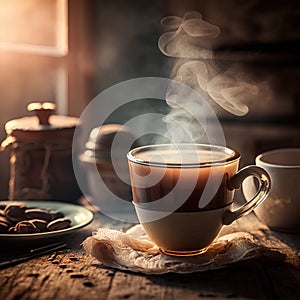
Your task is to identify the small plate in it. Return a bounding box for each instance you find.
[0,200,94,241]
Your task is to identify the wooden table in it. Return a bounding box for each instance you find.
[0,201,299,300]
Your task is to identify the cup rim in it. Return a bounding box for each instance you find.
[127,143,240,168]
[256,148,300,169]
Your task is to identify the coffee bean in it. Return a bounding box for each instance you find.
[50,210,65,220]
[25,209,53,222]
[47,218,71,231]
[13,220,39,234]
[4,203,26,222]
[0,216,14,226]
[30,219,48,231]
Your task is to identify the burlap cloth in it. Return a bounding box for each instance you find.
[83,225,286,274]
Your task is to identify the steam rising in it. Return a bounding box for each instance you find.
[159,11,219,60]
[158,11,258,116]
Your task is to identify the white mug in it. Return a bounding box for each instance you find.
[243,148,300,232]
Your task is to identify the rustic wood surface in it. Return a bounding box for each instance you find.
[0,201,299,300]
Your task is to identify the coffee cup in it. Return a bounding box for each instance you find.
[127,144,271,256]
[243,148,300,232]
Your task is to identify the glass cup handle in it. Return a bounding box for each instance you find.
[223,165,271,225]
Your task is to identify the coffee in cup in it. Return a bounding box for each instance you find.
[127,144,271,256]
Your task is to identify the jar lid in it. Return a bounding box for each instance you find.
[80,124,138,162]
[1,102,79,147]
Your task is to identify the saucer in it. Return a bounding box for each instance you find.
[0,200,94,241]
